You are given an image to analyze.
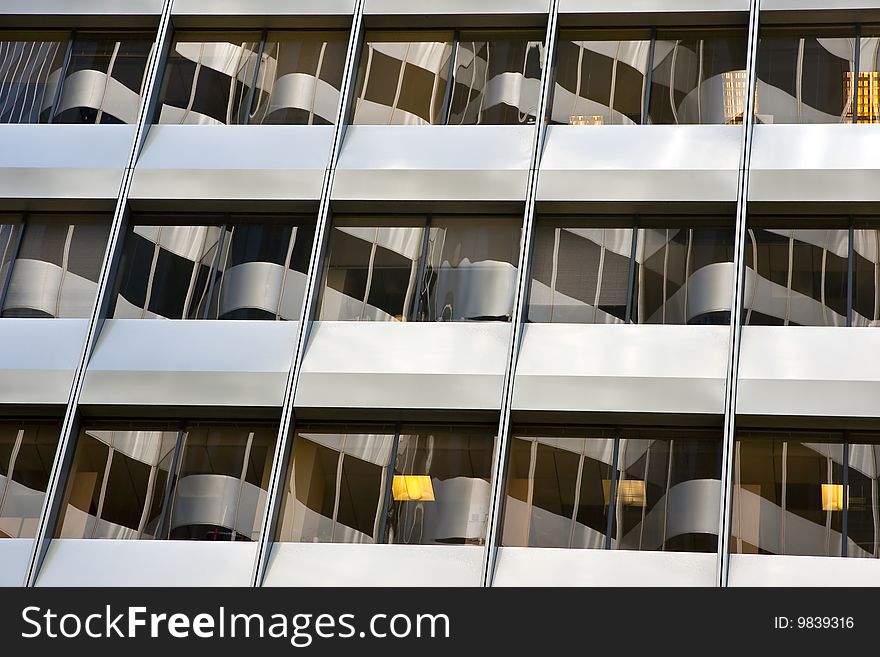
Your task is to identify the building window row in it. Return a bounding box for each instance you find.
[5,23,879,127]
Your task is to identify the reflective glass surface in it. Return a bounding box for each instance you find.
[318,216,520,322]
[755,31,855,124]
[502,428,722,551]
[352,30,543,125]
[648,30,749,125]
[744,226,849,326]
[529,222,633,323]
[277,425,496,545]
[446,31,543,125]
[58,423,277,541]
[0,34,66,123]
[157,33,261,125]
[0,422,59,539]
[53,34,152,124]
[247,31,348,125]
[632,225,735,325]
[852,227,880,326]
[551,32,651,125]
[732,433,845,556]
[1,214,111,318]
[111,216,314,320]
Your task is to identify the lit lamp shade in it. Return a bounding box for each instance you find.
[602,479,647,507]
[821,484,845,511]
[392,475,435,502]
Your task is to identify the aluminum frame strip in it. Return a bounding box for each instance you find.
[23,0,177,587]
[250,0,367,588]
[480,0,560,588]
[716,0,761,588]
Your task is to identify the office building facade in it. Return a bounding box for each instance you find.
[1,0,879,587]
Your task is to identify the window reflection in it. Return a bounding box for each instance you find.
[58,423,277,541]
[352,30,543,125]
[552,32,651,126]
[527,216,735,325]
[633,225,735,325]
[111,215,314,320]
[649,31,748,125]
[53,34,152,124]
[248,31,348,126]
[529,222,633,323]
[733,433,844,556]
[502,427,721,552]
[0,32,151,124]
[0,422,59,539]
[744,226,849,326]
[1,214,111,318]
[276,425,496,545]
[755,31,855,124]
[318,216,521,322]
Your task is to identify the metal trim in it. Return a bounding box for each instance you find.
[716,0,761,589]
[250,0,368,588]
[481,0,560,588]
[23,0,178,587]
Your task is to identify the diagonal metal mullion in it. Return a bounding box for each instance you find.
[480,0,561,588]
[250,0,368,588]
[23,0,177,587]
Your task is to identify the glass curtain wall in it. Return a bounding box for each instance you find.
[110,215,315,320]
[276,425,496,546]
[733,431,880,558]
[318,215,521,322]
[755,28,857,124]
[501,427,722,552]
[528,216,735,325]
[551,28,748,125]
[0,214,111,318]
[57,423,277,541]
[351,30,544,125]
[156,31,348,125]
[0,31,152,124]
[743,218,880,326]
[0,422,59,539]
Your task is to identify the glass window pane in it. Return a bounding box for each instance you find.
[0,36,66,123]
[418,217,521,322]
[388,427,495,546]
[447,31,544,125]
[852,226,880,326]
[53,34,152,124]
[0,422,60,539]
[755,32,856,124]
[733,433,844,556]
[613,430,721,552]
[847,441,880,557]
[319,224,425,321]
[250,31,348,125]
[112,217,311,320]
[1,215,111,318]
[551,34,651,125]
[352,32,454,125]
[649,31,748,125]
[632,224,735,325]
[169,424,277,541]
[276,428,396,543]
[157,33,262,125]
[744,226,848,326]
[277,425,496,546]
[58,428,178,540]
[502,433,614,548]
[529,222,633,323]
